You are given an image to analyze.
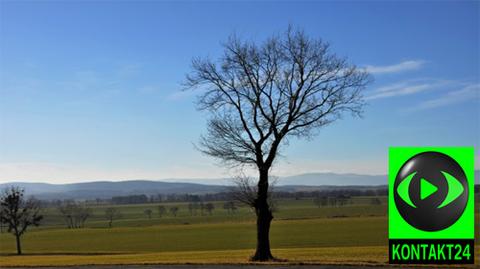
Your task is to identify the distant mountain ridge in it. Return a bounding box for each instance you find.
[0,180,227,200]
[1,171,478,200]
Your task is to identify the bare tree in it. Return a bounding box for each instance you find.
[76,205,92,228]
[188,202,201,216]
[313,195,328,207]
[185,27,370,261]
[329,197,338,207]
[337,195,349,206]
[223,201,237,214]
[158,205,166,218]
[169,206,179,217]
[0,187,43,255]
[231,175,278,213]
[205,203,215,215]
[105,207,122,228]
[57,203,74,228]
[188,203,194,216]
[371,197,382,205]
[200,202,207,215]
[0,205,5,233]
[57,202,92,228]
[144,209,153,219]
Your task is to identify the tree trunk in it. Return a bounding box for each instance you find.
[15,232,22,255]
[251,167,274,261]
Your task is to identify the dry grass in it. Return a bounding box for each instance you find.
[0,246,388,267]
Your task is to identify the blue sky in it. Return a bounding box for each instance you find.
[0,1,478,183]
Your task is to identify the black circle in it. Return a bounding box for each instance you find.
[394,151,468,231]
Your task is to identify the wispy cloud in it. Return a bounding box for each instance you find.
[368,78,479,111]
[365,79,447,100]
[412,83,480,111]
[166,89,200,101]
[365,60,426,74]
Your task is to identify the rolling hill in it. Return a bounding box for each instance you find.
[1,171,477,200]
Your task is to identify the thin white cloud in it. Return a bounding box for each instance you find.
[365,79,447,100]
[413,83,480,111]
[365,60,426,74]
[166,89,201,101]
[366,83,432,100]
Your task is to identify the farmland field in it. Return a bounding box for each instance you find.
[0,197,477,266]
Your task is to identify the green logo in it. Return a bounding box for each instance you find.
[389,147,474,264]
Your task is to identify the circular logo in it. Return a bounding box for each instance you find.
[394,151,468,231]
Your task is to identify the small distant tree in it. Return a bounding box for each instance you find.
[157,205,166,218]
[188,202,200,216]
[223,202,230,213]
[169,206,179,217]
[188,203,194,216]
[336,195,350,207]
[231,175,278,213]
[313,196,328,207]
[0,207,5,233]
[337,198,348,207]
[193,202,200,215]
[104,207,122,228]
[371,197,382,205]
[57,202,92,228]
[76,206,92,227]
[328,197,337,207]
[205,203,215,215]
[144,209,153,219]
[0,187,43,255]
[223,201,237,214]
[200,202,206,215]
[57,203,74,228]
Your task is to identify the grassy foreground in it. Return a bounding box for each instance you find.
[0,199,478,266]
[0,216,390,266]
[0,246,388,267]
[0,217,386,254]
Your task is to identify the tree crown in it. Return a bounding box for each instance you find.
[185,27,371,169]
[0,187,42,235]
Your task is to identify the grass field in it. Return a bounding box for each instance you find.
[0,197,477,266]
[0,247,388,267]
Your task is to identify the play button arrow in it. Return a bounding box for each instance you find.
[420,178,438,200]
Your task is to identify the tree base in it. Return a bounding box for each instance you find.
[250,255,274,262]
[250,252,286,262]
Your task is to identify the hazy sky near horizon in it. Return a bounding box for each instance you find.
[0,1,479,184]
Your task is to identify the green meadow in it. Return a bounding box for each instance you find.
[0,197,477,266]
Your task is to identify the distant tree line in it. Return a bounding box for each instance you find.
[223,201,237,214]
[187,202,215,216]
[83,188,388,206]
[34,185,480,207]
[36,185,480,207]
[312,194,384,207]
[313,195,351,207]
[112,194,149,204]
